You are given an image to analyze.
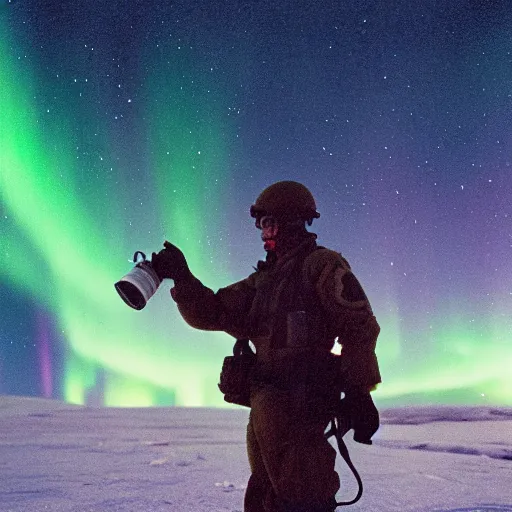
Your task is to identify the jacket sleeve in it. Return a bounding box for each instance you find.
[169,273,256,339]
[305,249,381,391]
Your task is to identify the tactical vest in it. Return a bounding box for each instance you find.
[248,238,332,352]
[247,238,342,406]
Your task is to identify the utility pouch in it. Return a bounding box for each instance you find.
[286,310,309,347]
[218,339,256,408]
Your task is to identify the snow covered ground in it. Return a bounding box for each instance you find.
[0,396,511,512]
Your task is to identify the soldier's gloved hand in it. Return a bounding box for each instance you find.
[151,241,192,283]
[342,389,380,445]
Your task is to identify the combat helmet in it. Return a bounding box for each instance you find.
[250,181,320,226]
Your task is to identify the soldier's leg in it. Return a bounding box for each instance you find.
[244,413,274,512]
[273,415,339,510]
[250,389,340,511]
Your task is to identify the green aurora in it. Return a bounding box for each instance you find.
[1,7,511,407]
[1,15,235,407]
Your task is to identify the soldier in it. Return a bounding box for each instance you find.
[151,181,381,512]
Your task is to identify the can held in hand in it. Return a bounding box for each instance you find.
[115,251,162,310]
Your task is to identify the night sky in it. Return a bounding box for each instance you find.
[1,0,511,407]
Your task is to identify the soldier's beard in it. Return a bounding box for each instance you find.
[263,238,276,251]
[261,231,277,252]
[260,216,279,252]
[262,221,309,256]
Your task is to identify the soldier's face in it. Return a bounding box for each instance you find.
[259,215,278,251]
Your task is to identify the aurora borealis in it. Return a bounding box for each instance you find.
[1,0,511,407]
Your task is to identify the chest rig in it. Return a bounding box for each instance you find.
[247,239,332,352]
[246,241,341,408]
[218,238,341,407]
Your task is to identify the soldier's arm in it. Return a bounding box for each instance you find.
[170,273,256,339]
[305,249,381,391]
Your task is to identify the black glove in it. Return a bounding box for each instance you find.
[341,389,380,445]
[151,241,192,283]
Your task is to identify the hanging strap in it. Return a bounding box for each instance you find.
[325,414,364,507]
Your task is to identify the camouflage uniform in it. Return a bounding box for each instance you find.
[170,233,380,512]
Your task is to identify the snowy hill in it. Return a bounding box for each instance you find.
[0,396,511,511]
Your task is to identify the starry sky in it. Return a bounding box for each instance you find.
[1,0,511,407]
